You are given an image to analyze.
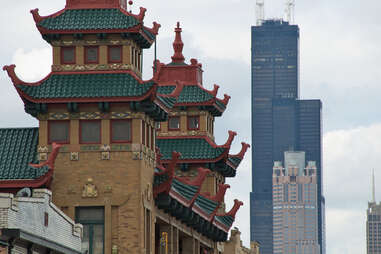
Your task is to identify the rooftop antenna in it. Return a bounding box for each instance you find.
[284,0,295,24]
[372,169,376,203]
[256,0,265,26]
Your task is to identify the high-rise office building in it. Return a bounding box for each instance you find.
[273,151,320,254]
[367,202,381,254]
[250,20,325,254]
[367,171,381,254]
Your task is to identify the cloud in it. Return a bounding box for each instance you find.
[324,123,381,253]
[326,208,365,254]
[1,1,381,253]
[12,48,51,81]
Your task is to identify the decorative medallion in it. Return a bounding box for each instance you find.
[82,178,98,198]
[49,112,69,120]
[38,146,49,153]
[70,152,79,161]
[132,152,142,160]
[111,112,130,119]
[39,153,48,161]
[80,112,102,120]
[101,152,110,160]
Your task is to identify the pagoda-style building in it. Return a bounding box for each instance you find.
[1,0,249,253]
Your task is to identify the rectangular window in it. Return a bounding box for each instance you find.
[151,127,155,150]
[146,125,150,148]
[145,209,151,254]
[188,116,200,130]
[111,120,132,143]
[76,207,104,254]
[80,120,101,144]
[49,120,70,144]
[85,46,99,64]
[61,47,75,64]
[142,121,146,145]
[168,117,180,130]
[155,122,161,131]
[108,46,122,63]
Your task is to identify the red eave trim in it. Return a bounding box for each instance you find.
[0,170,52,189]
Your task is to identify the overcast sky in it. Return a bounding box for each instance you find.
[1,0,381,253]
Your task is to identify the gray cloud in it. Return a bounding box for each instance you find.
[1,0,381,253]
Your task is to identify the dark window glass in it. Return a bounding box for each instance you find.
[151,127,155,150]
[142,122,146,145]
[168,117,180,130]
[62,47,75,64]
[109,46,122,63]
[146,125,150,148]
[111,120,131,142]
[85,46,99,64]
[188,116,199,130]
[76,207,104,254]
[80,121,101,144]
[49,121,69,143]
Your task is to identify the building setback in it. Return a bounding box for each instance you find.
[0,0,251,253]
[250,20,325,254]
[272,151,320,254]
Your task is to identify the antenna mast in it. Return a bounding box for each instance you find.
[372,169,376,203]
[284,0,295,24]
[256,0,265,26]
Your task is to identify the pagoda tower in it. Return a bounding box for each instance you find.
[154,22,250,198]
[1,1,248,253]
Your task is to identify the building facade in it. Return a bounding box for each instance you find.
[0,189,82,254]
[1,1,249,254]
[272,151,320,254]
[367,202,381,253]
[224,228,260,254]
[250,20,324,254]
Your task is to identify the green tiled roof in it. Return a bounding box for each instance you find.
[194,195,218,215]
[228,156,242,167]
[153,167,169,187]
[0,128,47,180]
[172,178,198,201]
[157,85,214,104]
[214,215,234,227]
[156,138,225,161]
[157,96,177,109]
[38,9,139,31]
[17,73,154,100]
[215,99,227,110]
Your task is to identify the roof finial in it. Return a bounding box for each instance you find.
[171,22,185,63]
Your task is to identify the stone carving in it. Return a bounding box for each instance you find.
[104,185,112,194]
[70,152,79,161]
[39,153,48,161]
[132,152,142,160]
[82,178,98,198]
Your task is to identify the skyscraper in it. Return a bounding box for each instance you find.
[367,202,381,254]
[250,20,325,254]
[367,171,381,254]
[273,151,320,254]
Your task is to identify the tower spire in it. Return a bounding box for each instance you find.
[171,22,185,64]
[256,0,265,26]
[372,169,376,203]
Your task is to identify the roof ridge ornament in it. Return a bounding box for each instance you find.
[230,143,251,159]
[30,143,63,169]
[171,22,185,64]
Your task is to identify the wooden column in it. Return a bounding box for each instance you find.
[172,227,179,254]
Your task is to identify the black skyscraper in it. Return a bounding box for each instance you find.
[250,20,325,254]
